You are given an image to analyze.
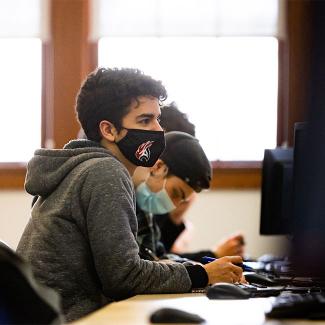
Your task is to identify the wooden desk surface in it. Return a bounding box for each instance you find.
[70,293,324,325]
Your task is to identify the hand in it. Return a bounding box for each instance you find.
[203,256,243,284]
[168,192,197,225]
[240,274,248,284]
[214,233,245,257]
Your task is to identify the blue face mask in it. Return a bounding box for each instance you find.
[136,179,176,215]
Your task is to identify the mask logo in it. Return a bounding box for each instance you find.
[135,141,154,162]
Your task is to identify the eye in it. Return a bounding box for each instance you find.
[138,118,151,125]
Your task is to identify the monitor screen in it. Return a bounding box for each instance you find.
[290,0,325,278]
[260,148,293,235]
[291,123,308,220]
[291,122,325,277]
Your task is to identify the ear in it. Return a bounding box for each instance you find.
[150,159,169,178]
[99,120,118,142]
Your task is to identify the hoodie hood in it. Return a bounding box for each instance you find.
[25,140,116,197]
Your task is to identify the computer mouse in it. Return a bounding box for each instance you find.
[149,307,205,323]
[244,272,276,286]
[206,283,251,300]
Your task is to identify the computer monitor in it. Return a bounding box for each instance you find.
[260,148,294,235]
[291,122,325,277]
[290,0,325,279]
[291,123,308,218]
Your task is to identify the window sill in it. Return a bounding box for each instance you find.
[0,163,27,189]
[0,161,261,190]
[210,161,261,189]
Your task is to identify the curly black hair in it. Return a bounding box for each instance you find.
[76,67,167,142]
[160,102,195,136]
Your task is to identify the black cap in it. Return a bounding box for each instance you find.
[160,131,212,192]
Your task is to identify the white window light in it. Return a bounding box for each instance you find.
[0,0,47,162]
[95,0,281,161]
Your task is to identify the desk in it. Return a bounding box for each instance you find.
[70,293,324,325]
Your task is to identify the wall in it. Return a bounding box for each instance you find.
[185,190,289,259]
[0,190,289,258]
[0,191,33,249]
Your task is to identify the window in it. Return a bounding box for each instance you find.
[0,0,48,163]
[0,38,42,162]
[0,0,284,188]
[98,36,278,161]
[93,0,281,162]
[0,0,93,189]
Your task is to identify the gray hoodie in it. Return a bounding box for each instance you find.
[17,140,192,322]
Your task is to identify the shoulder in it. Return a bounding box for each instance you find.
[80,155,128,177]
[82,156,133,191]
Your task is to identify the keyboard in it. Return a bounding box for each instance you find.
[266,292,325,319]
[264,260,293,275]
[247,256,293,276]
[193,283,284,298]
[237,283,284,297]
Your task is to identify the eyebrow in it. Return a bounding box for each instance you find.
[136,113,157,120]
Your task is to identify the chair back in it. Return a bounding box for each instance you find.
[0,241,62,324]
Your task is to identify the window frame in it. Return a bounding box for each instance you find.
[0,0,311,190]
[0,0,97,189]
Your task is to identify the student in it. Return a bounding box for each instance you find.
[17,68,243,322]
[133,131,208,261]
[134,131,244,262]
[144,103,245,260]
[159,102,196,136]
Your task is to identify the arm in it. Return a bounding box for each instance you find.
[213,234,245,257]
[178,250,216,262]
[175,233,245,261]
[156,210,245,260]
[81,159,193,299]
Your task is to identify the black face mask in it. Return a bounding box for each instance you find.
[116,128,165,167]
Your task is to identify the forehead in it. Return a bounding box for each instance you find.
[125,96,161,117]
[166,175,194,198]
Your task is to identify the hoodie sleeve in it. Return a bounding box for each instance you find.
[78,158,192,300]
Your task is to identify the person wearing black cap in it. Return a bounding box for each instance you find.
[159,102,196,136]
[133,131,244,263]
[134,103,245,262]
